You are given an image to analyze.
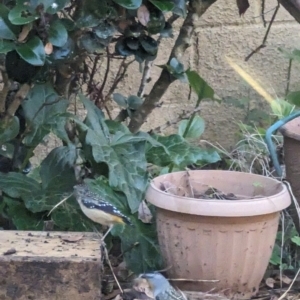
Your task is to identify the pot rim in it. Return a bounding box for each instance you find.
[146,170,291,217]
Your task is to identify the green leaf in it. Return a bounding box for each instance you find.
[186,70,214,101]
[178,115,205,139]
[291,235,300,246]
[149,0,174,11]
[0,40,15,53]
[40,146,76,192]
[8,2,38,25]
[146,134,220,168]
[127,95,143,109]
[119,218,163,273]
[79,94,110,139]
[0,117,19,144]
[286,91,300,107]
[112,0,142,9]
[22,83,68,147]
[85,129,148,212]
[113,93,128,108]
[3,196,44,230]
[270,98,295,119]
[0,4,19,39]
[0,172,41,203]
[48,20,68,47]
[269,243,281,265]
[16,36,45,66]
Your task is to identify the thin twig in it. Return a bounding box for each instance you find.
[245,3,280,61]
[261,0,267,27]
[150,107,202,134]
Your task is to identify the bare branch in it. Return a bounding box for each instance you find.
[0,68,11,115]
[137,60,152,98]
[150,107,202,134]
[245,3,280,61]
[4,84,30,121]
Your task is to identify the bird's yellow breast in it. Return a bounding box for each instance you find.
[79,202,125,226]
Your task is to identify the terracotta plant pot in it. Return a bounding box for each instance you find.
[280,116,300,231]
[146,170,291,300]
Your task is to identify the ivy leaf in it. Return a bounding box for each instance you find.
[119,218,163,273]
[22,83,68,147]
[146,134,220,167]
[0,4,19,39]
[0,40,15,53]
[112,0,142,9]
[291,236,300,246]
[40,146,76,191]
[3,196,44,230]
[85,129,148,212]
[16,36,45,66]
[48,20,68,47]
[149,0,174,12]
[0,172,41,203]
[79,94,110,139]
[0,117,19,144]
[186,70,214,101]
[51,199,97,231]
[178,115,205,139]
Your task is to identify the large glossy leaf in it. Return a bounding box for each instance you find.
[0,117,19,144]
[0,4,19,39]
[16,36,45,66]
[22,83,68,147]
[0,40,15,53]
[146,134,220,167]
[112,0,142,9]
[8,2,38,25]
[48,20,68,47]
[186,70,214,100]
[149,0,174,12]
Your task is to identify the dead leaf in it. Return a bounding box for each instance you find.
[280,274,293,285]
[18,24,32,42]
[265,277,276,288]
[137,5,150,26]
[3,248,16,255]
[236,0,250,15]
[61,234,83,243]
[160,181,177,195]
[44,42,53,55]
[138,201,153,223]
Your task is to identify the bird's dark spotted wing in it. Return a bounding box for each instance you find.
[81,198,131,225]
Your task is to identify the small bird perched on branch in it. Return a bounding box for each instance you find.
[133,272,188,300]
[73,184,132,240]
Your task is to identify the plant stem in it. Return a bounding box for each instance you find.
[285,59,292,98]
